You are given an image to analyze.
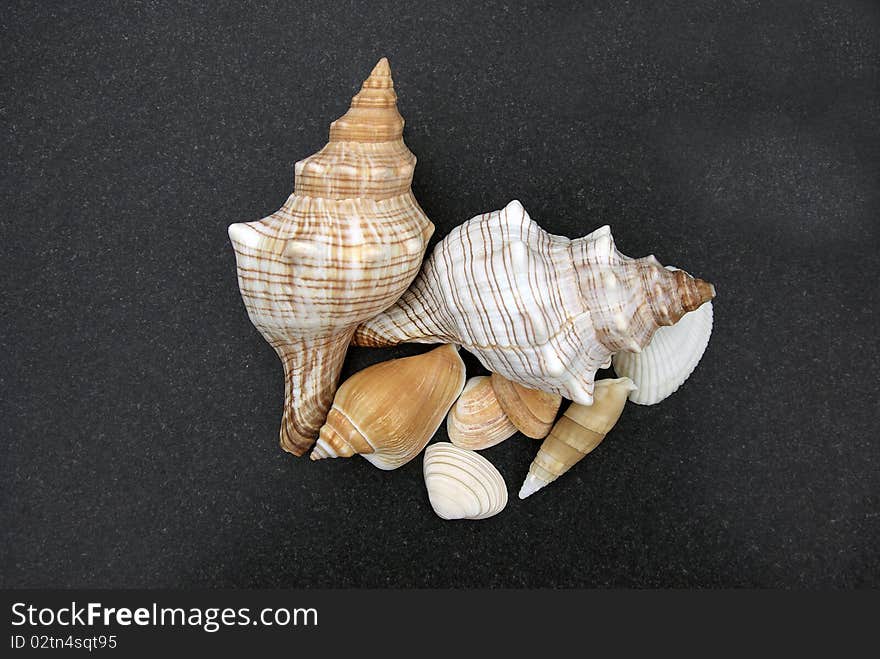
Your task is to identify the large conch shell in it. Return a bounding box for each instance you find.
[310,345,466,470]
[612,289,713,405]
[519,377,636,499]
[446,376,517,450]
[423,443,508,520]
[228,58,434,455]
[354,200,714,406]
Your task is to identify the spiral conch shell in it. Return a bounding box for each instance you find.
[423,443,508,520]
[228,58,434,456]
[519,377,636,499]
[354,200,714,406]
[613,294,713,405]
[311,345,465,470]
[446,376,517,450]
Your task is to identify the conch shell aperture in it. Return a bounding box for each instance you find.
[228,58,434,456]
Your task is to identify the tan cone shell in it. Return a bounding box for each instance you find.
[310,345,466,470]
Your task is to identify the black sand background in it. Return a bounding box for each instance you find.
[2,0,878,587]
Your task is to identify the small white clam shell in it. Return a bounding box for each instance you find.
[423,443,508,520]
[612,300,713,405]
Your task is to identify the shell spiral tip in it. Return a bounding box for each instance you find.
[518,474,545,500]
[360,57,393,90]
[676,271,716,312]
[309,439,335,461]
[371,57,391,77]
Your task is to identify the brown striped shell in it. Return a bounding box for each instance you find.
[228,58,434,456]
[354,200,714,406]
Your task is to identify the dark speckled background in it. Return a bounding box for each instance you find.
[2,0,878,588]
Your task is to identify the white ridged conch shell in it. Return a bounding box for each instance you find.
[446,376,517,450]
[228,58,434,456]
[490,373,562,439]
[354,200,714,407]
[519,378,636,499]
[612,292,713,405]
[423,443,508,520]
[310,345,465,470]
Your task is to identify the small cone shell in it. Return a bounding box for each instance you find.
[490,373,562,439]
[423,443,508,520]
[310,345,466,470]
[447,376,517,450]
[519,377,636,499]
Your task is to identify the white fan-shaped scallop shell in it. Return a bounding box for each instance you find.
[423,443,508,520]
[612,300,713,405]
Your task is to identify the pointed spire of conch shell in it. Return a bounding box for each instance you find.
[228,58,433,456]
[294,57,415,200]
[328,57,404,143]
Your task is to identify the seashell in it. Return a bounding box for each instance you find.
[612,290,713,405]
[423,442,508,520]
[228,58,434,456]
[310,345,465,470]
[353,200,714,407]
[519,377,636,499]
[446,376,517,450]
[490,372,562,439]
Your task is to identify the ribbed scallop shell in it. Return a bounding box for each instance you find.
[354,200,714,406]
[228,58,433,456]
[612,299,713,405]
[423,443,508,520]
[447,376,517,450]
